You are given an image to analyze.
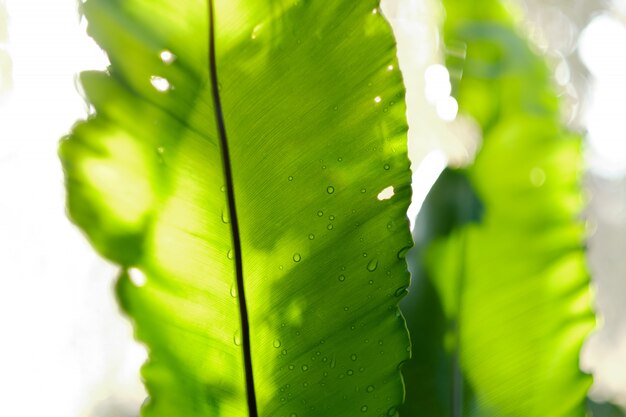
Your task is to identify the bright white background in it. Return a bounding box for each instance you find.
[0,0,625,415]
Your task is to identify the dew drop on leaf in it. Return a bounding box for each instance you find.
[330,358,336,368]
[329,215,335,221]
[233,331,242,346]
[230,284,238,298]
[395,286,408,297]
[338,156,343,162]
[338,274,346,282]
[366,385,375,393]
[293,253,302,262]
[317,210,324,217]
[273,339,282,348]
[347,369,354,376]
[282,349,287,355]
[360,188,367,193]
[350,354,357,361]
[361,405,368,412]
[288,175,294,181]
[308,234,315,240]
[327,186,335,194]
[159,50,175,64]
[227,250,233,260]
[397,246,411,259]
[301,365,309,371]
[367,259,378,272]
[327,224,334,230]
[384,164,390,170]
[221,210,230,224]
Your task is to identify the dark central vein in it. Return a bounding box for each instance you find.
[207,2,258,416]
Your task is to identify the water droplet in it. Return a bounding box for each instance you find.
[330,358,336,368]
[347,369,354,376]
[156,146,165,154]
[394,286,408,297]
[289,365,295,370]
[288,175,294,181]
[221,210,230,224]
[374,96,382,103]
[350,354,357,361]
[230,284,238,298]
[322,165,327,169]
[333,105,338,111]
[308,233,315,240]
[301,365,309,371]
[337,157,343,162]
[387,64,394,71]
[344,306,349,311]
[530,166,546,187]
[293,253,302,262]
[150,75,170,92]
[279,265,284,270]
[327,224,334,230]
[290,413,297,417]
[317,210,324,217]
[160,50,175,64]
[282,349,287,355]
[361,405,368,412]
[387,406,397,416]
[367,259,378,272]
[320,339,326,344]
[327,186,335,194]
[367,385,375,393]
[384,164,390,170]
[220,185,226,192]
[338,274,346,282]
[273,339,282,348]
[128,268,147,287]
[233,331,242,346]
[397,246,412,259]
[227,250,234,260]
[329,215,335,221]
[360,188,367,193]
[368,280,374,285]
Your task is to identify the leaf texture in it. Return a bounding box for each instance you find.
[60,1,413,416]
[400,1,595,416]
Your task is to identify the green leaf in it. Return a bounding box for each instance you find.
[60,1,413,416]
[400,1,594,416]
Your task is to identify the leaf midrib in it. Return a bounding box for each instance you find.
[207,1,258,416]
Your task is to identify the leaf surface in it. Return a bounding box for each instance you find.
[400,1,594,416]
[60,1,413,416]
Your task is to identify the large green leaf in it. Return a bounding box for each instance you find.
[400,1,594,416]
[60,0,413,416]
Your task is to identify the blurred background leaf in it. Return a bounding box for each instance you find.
[400,0,595,415]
